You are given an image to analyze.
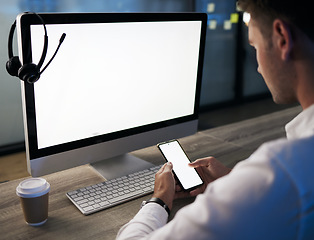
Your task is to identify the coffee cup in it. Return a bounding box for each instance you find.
[16,178,50,226]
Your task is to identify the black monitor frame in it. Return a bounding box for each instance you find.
[18,12,207,177]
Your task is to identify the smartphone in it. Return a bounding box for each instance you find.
[157,140,203,191]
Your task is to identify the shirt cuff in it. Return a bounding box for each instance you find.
[137,202,169,226]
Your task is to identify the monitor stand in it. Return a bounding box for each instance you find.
[90,153,155,180]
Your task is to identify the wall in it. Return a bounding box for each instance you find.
[0,0,24,147]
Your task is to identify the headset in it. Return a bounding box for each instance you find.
[6,12,65,84]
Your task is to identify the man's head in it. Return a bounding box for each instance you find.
[237,0,314,42]
[237,0,314,107]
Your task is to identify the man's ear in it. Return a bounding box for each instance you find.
[272,19,294,61]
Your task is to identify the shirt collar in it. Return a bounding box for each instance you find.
[285,104,314,139]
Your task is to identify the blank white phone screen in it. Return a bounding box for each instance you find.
[159,141,203,190]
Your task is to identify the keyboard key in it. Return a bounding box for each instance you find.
[83,206,94,212]
[68,190,78,195]
[100,201,110,207]
[80,203,89,208]
[77,199,88,205]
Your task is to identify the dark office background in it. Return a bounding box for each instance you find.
[0,0,269,155]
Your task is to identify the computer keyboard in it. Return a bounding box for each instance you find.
[66,164,162,215]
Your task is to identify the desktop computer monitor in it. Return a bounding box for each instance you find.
[17,12,207,178]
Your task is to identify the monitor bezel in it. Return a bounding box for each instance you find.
[18,12,207,160]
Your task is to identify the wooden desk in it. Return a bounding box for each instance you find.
[0,106,301,240]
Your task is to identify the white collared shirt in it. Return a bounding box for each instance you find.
[116,105,314,240]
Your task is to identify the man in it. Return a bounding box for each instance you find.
[116,0,314,239]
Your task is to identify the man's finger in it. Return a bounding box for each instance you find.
[188,158,211,168]
[156,162,173,175]
[156,163,167,174]
[189,188,202,197]
[164,162,173,172]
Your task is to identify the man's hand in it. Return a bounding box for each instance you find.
[152,162,175,210]
[189,156,231,196]
[175,157,231,198]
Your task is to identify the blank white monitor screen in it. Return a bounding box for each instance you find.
[17,13,207,177]
[31,21,201,149]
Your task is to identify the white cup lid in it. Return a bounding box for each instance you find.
[16,178,50,198]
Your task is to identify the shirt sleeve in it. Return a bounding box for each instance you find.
[116,140,299,240]
[116,203,168,240]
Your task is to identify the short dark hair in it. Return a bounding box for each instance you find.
[237,0,314,41]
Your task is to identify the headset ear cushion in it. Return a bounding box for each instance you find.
[6,56,22,77]
[18,63,40,83]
